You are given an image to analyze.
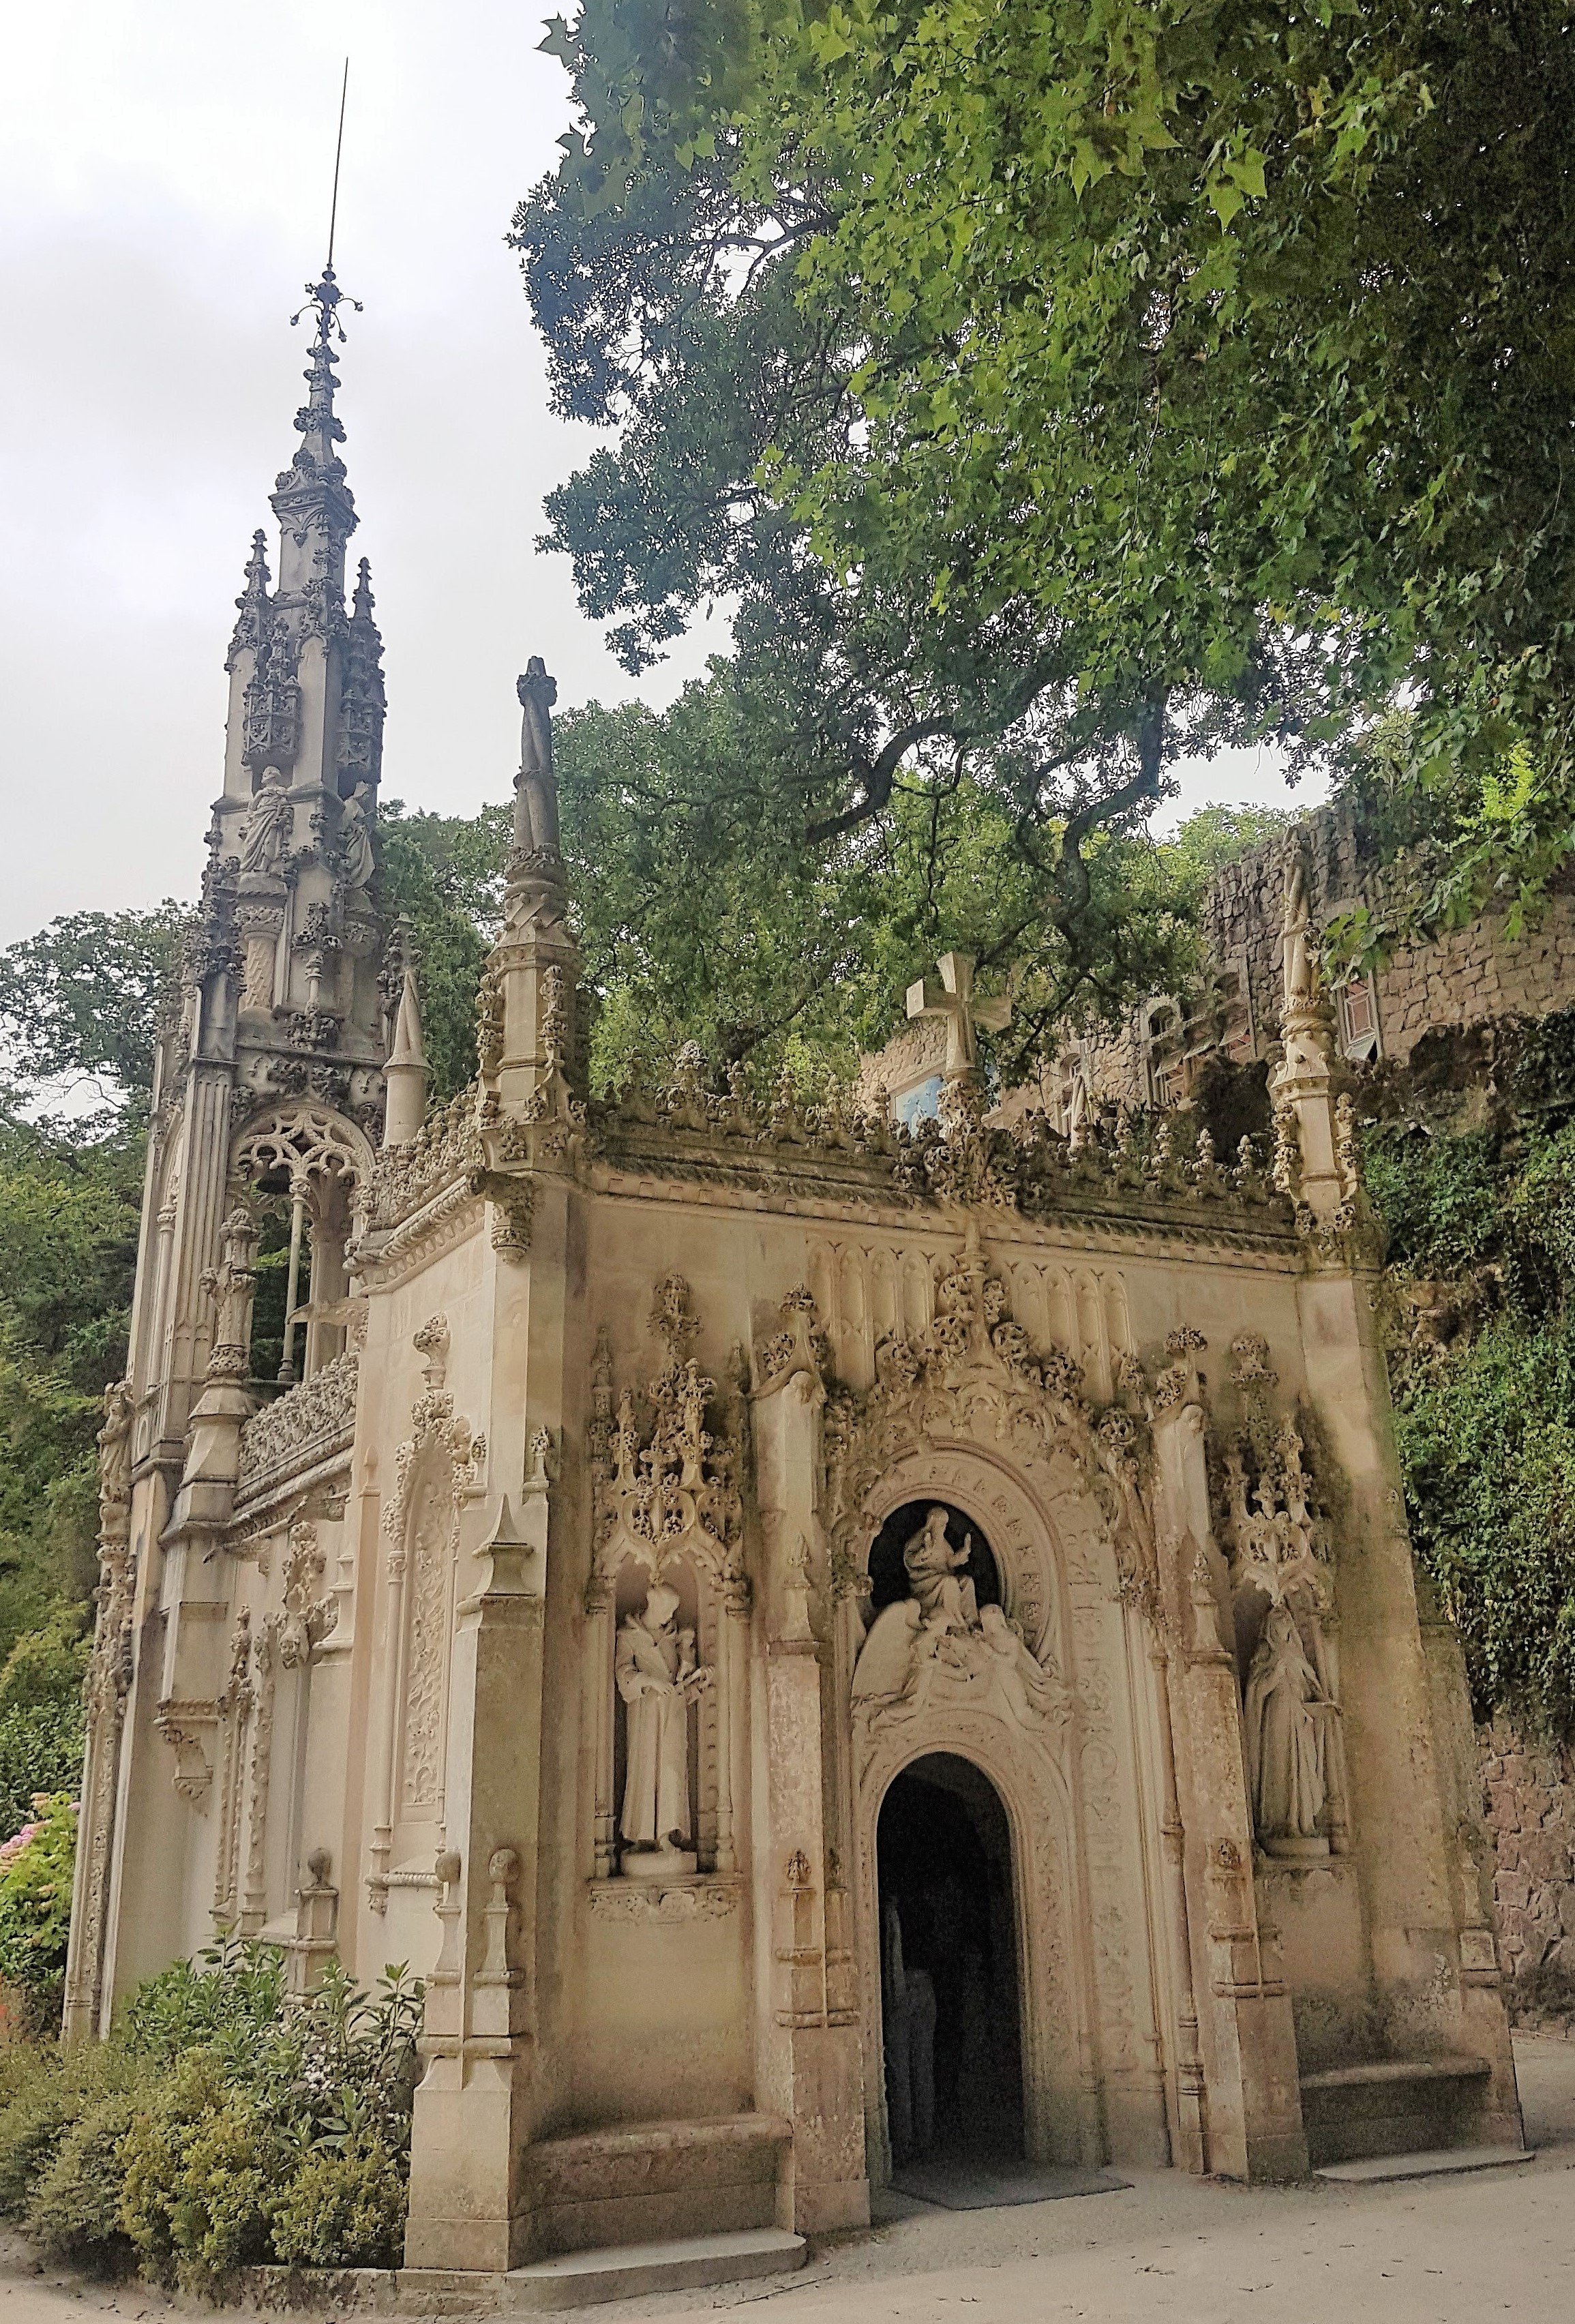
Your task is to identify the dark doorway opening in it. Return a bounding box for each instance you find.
[877,1753,1024,2166]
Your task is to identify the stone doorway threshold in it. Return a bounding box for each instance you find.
[888,2159,1132,2211]
[503,2227,807,2310]
[1314,2143,1534,2186]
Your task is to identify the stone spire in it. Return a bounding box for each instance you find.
[135,265,397,1475]
[382,964,428,1148]
[1267,831,1366,1234]
[271,267,360,605]
[483,659,580,1124]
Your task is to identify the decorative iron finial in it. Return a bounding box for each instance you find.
[289,65,358,348]
[290,261,362,348]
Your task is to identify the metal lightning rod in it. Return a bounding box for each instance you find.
[327,57,350,272]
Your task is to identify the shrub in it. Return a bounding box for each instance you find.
[271,2131,406,2270]
[25,2090,138,2263]
[0,1605,88,1716]
[0,1702,85,1845]
[0,1943,423,2293]
[0,1793,76,2026]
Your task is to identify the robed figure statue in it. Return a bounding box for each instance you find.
[514,655,560,858]
[615,1580,710,1873]
[1243,1602,1333,1858]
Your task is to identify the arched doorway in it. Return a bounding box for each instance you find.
[877,1753,1023,2167]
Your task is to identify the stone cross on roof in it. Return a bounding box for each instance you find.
[905,951,1012,1080]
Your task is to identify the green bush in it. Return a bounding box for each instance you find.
[0,1794,77,2025]
[0,1944,423,2291]
[1396,1311,1575,1736]
[0,1702,85,1845]
[25,2091,140,2263]
[0,1605,88,1717]
[271,2131,407,2270]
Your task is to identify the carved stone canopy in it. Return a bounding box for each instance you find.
[587,1279,746,1605]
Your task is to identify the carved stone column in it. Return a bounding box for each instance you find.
[1150,1380,1308,2180]
[751,1320,869,2235]
[404,1476,545,2271]
[62,1384,136,2040]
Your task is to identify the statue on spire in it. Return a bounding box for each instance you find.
[1281,835,1317,1010]
[514,656,561,859]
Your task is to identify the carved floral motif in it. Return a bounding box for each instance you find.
[237,1352,359,1498]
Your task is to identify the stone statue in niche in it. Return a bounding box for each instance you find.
[616,1581,711,1876]
[852,1511,1071,1737]
[238,766,294,876]
[1243,1603,1334,1859]
[338,786,375,888]
[903,1506,978,1633]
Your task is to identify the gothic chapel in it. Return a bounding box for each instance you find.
[65,277,1524,2276]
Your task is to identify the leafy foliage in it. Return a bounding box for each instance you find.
[0,907,186,1118]
[519,0,1575,983]
[377,801,510,1101]
[0,1943,423,2288]
[1395,1311,1575,1739]
[0,1108,142,1623]
[0,1796,77,2025]
[0,1705,85,1852]
[1366,1039,1575,1737]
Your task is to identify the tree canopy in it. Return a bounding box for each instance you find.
[515,0,1575,979]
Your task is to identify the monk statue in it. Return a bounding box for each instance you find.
[1243,1603,1333,1856]
[237,766,294,876]
[514,655,560,857]
[615,1580,710,1871]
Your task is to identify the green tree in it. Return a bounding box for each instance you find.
[0,908,187,1118]
[377,801,510,1101]
[517,0,1575,969]
[555,681,1275,1086]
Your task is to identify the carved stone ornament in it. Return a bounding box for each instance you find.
[821,1227,1159,1627]
[279,1517,338,1667]
[585,1877,740,1924]
[379,1318,486,1823]
[1214,1337,1349,1862]
[586,1279,746,1605]
[237,1352,359,1500]
[851,1519,1075,1740]
[232,1103,372,1203]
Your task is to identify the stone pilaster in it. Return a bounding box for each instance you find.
[751,1337,870,2235]
[404,1483,545,2270]
[1150,1384,1308,2180]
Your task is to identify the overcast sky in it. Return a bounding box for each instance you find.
[0,0,1313,949]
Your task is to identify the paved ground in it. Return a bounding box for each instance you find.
[0,2034,1571,2324]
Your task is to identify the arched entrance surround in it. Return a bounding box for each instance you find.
[841,1448,1115,2179]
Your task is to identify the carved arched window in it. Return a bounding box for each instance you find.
[230,1105,372,1384]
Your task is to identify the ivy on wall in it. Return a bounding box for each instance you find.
[1368,1014,1575,1739]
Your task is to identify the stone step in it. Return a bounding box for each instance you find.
[503,2227,807,2311]
[1316,2143,1534,2186]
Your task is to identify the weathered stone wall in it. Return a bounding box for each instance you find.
[1478,1718,1575,2001]
[1205,793,1575,1071]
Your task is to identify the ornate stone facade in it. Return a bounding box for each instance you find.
[68,271,1525,2284]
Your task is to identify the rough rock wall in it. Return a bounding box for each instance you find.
[1478,1718,1575,1999]
[1206,794,1575,1069]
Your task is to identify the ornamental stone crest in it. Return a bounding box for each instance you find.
[586,1276,746,1605]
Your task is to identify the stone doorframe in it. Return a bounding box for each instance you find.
[841,1452,1115,2182]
